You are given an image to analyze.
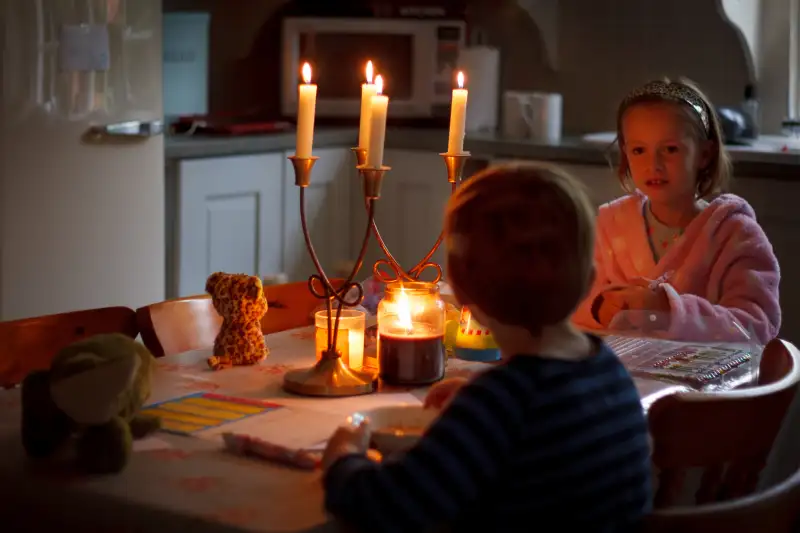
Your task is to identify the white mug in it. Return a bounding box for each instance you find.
[502,91,563,144]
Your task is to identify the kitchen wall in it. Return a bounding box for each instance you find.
[164,0,791,135]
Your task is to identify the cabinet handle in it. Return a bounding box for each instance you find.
[86,119,164,139]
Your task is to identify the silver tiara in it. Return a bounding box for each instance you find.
[622,81,710,134]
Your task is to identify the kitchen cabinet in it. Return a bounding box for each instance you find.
[730,177,800,343]
[167,147,800,343]
[168,148,355,298]
[171,153,285,297]
[351,149,453,282]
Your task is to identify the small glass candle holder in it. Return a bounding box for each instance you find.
[377,281,446,386]
[315,308,367,370]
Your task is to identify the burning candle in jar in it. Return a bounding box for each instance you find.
[377,282,446,386]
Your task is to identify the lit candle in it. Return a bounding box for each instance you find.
[314,309,366,370]
[358,61,377,151]
[366,75,389,168]
[447,71,468,154]
[296,62,317,159]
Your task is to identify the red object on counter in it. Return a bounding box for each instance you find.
[171,113,294,136]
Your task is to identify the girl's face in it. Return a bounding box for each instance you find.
[621,102,712,208]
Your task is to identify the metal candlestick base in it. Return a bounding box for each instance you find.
[281,153,379,397]
[283,350,377,397]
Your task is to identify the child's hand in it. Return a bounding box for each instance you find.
[322,422,371,471]
[424,377,468,409]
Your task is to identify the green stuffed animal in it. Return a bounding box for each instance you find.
[21,333,161,474]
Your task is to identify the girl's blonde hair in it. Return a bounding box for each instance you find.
[615,78,732,199]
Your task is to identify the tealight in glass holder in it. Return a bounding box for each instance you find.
[315,308,366,370]
[377,282,446,386]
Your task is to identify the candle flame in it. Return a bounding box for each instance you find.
[375,74,384,95]
[396,288,413,332]
[457,71,465,89]
[366,60,374,84]
[301,62,312,84]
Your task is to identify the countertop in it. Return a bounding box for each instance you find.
[165,128,800,180]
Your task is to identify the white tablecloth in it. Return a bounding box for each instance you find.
[0,327,687,532]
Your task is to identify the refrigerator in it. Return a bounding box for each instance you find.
[1,0,165,320]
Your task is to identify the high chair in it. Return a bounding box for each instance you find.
[648,338,800,508]
[136,279,345,357]
[0,306,138,387]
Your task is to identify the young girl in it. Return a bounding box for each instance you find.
[322,164,652,533]
[573,78,781,345]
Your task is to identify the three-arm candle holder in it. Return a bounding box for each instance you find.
[281,149,470,397]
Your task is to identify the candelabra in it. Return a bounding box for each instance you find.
[351,148,470,283]
[281,148,470,397]
[281,155,383,397]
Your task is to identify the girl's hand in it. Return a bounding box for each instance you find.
[322,422,371,472]
[424,377,468,410]
[597,286,670,327]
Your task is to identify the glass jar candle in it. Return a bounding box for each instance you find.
[377,282,446,386]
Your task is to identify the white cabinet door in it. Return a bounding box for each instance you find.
[283,148,354,283]
[352,149,453,282]
[175,154,284,297]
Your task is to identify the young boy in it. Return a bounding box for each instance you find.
[322,163,653,532]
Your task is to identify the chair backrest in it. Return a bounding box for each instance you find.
[0,306,138,387]
[643,465,800,533]
[136,296,222,358]
[648,339,800,508]
[260,280,345,335]
[137,279,346,358]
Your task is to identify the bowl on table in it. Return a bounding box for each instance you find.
[347,405,440,456]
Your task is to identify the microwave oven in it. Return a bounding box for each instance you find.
[281,17,466,120]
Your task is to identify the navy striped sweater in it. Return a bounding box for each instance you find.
[324,339,652,532]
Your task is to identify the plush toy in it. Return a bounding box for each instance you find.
[21,333,161,475]
[205,271,269,370]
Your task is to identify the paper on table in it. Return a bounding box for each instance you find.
[198,406,344,450]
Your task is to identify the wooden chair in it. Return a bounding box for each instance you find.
[643,465,800,533]
[136,295,222,358]
[649,338,800,508]
[0,306,138,387]
[136,279,345,358]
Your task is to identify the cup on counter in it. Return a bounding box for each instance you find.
[502,91,563,144]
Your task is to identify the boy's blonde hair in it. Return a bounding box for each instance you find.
[615,77,732,199]
[444,163,596,334]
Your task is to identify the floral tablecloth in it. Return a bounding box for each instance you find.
[0,327,686,532]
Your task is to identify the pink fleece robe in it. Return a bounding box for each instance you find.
[573,192,781,345]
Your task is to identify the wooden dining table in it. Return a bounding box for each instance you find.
[0,326,691,532]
